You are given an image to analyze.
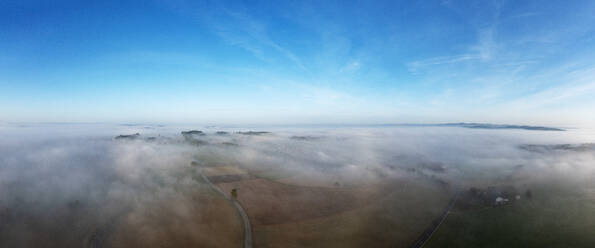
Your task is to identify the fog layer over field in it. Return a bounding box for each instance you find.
[1,124,594,247]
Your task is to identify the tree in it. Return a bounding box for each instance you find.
[525,189,533,199]
[231,188,238,199]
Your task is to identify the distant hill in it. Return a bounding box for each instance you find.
[384,123,565,131]
[438,123,565,131]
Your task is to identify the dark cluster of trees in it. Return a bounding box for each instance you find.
[114,133,140,140]
[181,130,205,136]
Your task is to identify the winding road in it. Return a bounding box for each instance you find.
[196,163,253,248]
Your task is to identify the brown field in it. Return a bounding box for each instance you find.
[276,173,375,188]
[216,174,452,248]
[204,166,248,176]
[217,178,386,225]
[0,182,243,248]
[108,190,243,248]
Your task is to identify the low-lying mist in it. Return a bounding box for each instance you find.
[1,123,594,247]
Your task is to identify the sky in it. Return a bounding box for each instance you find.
[1,0,595,127]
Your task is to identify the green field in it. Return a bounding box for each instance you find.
[426,182,595,248]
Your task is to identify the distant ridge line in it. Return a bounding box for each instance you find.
[380,122,565,131]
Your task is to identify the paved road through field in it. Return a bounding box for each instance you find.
[196,162,253,248]
[409,186,460,248]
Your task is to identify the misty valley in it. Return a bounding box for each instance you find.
[4,0,595,246]
[1,124,594,248]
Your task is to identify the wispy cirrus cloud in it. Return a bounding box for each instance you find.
[211,7,307,71]
[506,66,595,109]
[407,26,500,73]
[406,54,481,72]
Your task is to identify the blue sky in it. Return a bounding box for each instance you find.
[1,0,595,126]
